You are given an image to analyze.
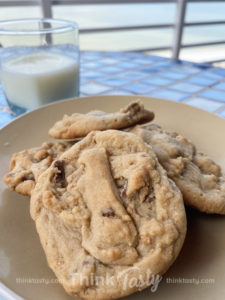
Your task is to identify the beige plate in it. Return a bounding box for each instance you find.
[0,95,225,300]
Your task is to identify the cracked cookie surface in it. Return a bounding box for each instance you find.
[31,130,186,300]
[48,100,154,139]
[130,124,225,214]
[4,142,73,196]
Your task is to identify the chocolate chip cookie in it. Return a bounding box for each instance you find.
[31,130,186,300]
[130,124,225,214]
[4,142,73,196]
[48,100,154,139]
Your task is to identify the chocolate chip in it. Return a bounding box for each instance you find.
[52,160,67,188]
[144,189,155,203]
[102,208,115,217]
[22,173,35,181]
[54,160,64,169]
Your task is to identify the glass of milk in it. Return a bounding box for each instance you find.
[0,19,79,115]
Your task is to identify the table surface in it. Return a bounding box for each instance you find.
[1,51,225,128]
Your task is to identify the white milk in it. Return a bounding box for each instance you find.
[1,52,79,110]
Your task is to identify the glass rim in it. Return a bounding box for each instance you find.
[0,18,78,35]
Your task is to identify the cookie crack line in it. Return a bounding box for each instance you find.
[77,147,139,266]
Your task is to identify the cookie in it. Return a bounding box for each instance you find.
[30,130,186,300]
[130,124,225,214]
[4,142,73,196]
[48,100,154,139]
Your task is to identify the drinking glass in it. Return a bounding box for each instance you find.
[0,18,79,115]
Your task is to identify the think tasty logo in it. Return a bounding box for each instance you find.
[72,266,162,292]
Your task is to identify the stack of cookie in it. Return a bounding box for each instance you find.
[4,101,225,300]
